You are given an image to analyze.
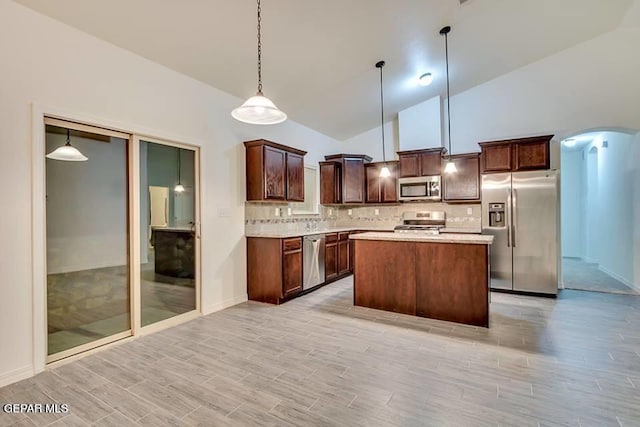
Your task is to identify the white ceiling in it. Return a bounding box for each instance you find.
[15,0,634,140]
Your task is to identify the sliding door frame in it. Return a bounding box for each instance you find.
[31,103,203,373]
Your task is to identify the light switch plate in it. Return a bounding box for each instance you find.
[467,207,473,215]
[274,207,280,217]
[328,208,333,215]
[374,208,379,216]
[287,207,292,216]
[348,209,353,216]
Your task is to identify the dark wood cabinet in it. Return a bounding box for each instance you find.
[365,161,398,204]
[264,146,286,199]
[398,148,445,178]
[244,139,307,202]
[282,238,303,297]
[325,233,338,281]
[286,152,304,202]
[247,236,302,304]
[479,135,552,174]
[442,153,481,202]
[320,154,372,205]
[338,232,350,275]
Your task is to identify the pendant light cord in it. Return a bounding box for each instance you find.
[443,29,452,158]
[378,62,386,164]
[256,0,263,95]
[177,148,181,185]
[65,129,71,146]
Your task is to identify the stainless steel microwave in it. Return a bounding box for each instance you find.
[398,176,441,201]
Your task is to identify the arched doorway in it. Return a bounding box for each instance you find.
[560,129,640,294]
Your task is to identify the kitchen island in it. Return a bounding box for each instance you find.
[350,232,494,327]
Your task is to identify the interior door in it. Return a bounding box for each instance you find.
[481,173,512,290]
[512,170,558,294]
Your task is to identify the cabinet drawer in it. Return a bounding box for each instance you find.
[338,232,350,241]
[282,237,302,251]
[325,233,338,243]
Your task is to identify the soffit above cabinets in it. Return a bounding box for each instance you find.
[15,0,634,140]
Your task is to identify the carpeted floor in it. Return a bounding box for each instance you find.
[562,257,638,295]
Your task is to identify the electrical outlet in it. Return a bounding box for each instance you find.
[467,207,473,215]
[374,208,379,216]
[274,207,280,217]
[348,209,353,216]
[328,208,333,216]
[287,207,292,216]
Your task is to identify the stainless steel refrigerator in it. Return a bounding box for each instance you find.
[482,170,559,295]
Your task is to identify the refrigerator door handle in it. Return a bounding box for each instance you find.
[512,188,517,247]
[506,188,511,248]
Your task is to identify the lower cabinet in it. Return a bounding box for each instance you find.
[338,232,350,275]
[247,237,302,304]
[325,233,338,281]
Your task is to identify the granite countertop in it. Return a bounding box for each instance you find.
[244,227,395,239]
[245,226,482,239]
[349,231,494,245]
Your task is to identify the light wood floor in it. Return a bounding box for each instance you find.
[2,277,640,426]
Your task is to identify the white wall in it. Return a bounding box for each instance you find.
[560,150,583,258]
[445,24,640,153]
[342,120,398,162]
[398,96,441,151]
[0,1,342,386]
[46,133,128,274]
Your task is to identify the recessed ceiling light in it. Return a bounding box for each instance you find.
[418,72,433,86]
[563,138,576,147]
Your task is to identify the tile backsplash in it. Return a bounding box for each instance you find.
[245,201,481,235]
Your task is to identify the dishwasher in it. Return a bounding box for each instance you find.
[303,234,325,290]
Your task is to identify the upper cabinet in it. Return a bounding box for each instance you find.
[320,154,372,205]
[244,139,307,202]
[479,135,553,174]
[442,153,480,202]
[365,161,399,204]
[397,148,446,178]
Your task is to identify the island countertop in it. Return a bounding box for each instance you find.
[350,231,493,245]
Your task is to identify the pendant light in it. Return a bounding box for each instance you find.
[375,61,391,178]
[440,26,457,174]
[174,147,185,193]
[46,129,88,161]
[231,0,287,125]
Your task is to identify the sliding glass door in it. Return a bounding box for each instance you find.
[44,120,200,362]
[45,121,132,361]
[139,139,198,327]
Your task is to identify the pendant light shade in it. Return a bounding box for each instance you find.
[174,184,185,193]
[232,0,287,125]
[440,26,457,174]
[231,94,287,125]
[375,60,390,178]
[46,129,88,161]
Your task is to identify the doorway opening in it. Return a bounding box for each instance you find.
[560,130,639,294]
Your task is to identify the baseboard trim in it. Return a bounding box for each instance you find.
[598,265,639,291]
[203,295,248,315]
[0,365,34,388]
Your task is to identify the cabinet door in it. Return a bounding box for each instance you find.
[343,158,365,203]
[365,164,381,203]
[320,162,341,204]
[264,146,286,200]
[380,163,398,203]
[286,152,304,202]
[443,154,480,202]
[338,232,350,276]
[399,153,420,178]
[481,143,512,173]
[420,152,442,176]
[514,140,549,171]
[325,238,338,280]
[282,247,302,297]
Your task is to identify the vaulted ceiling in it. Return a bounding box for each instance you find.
[15,0,634,140]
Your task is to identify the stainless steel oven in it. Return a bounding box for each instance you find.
[398,176,441,201]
